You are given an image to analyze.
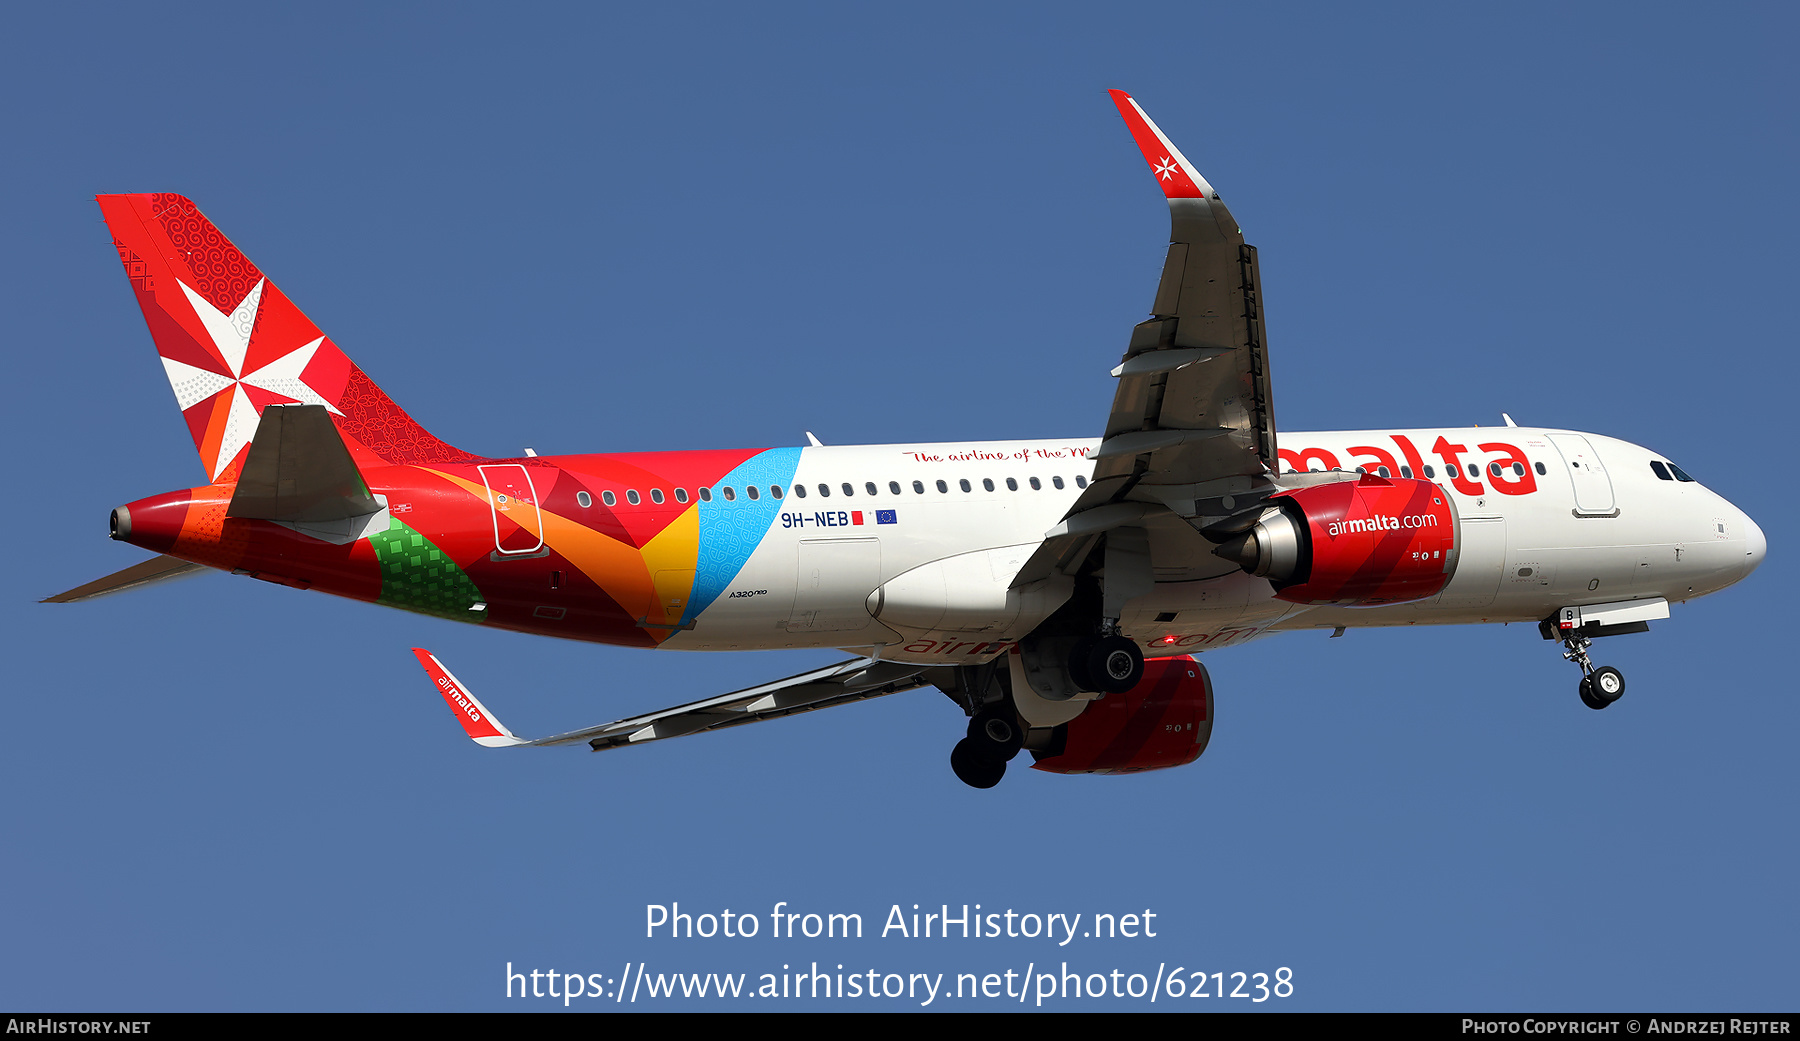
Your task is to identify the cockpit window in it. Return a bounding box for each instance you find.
[1668,462,1696,483]
[1650,461,1673,481]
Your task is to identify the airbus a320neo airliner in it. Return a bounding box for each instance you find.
[50,91,1764,788]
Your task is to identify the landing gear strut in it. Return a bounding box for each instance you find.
[1562,632,1625,710]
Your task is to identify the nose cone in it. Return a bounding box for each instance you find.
[1741,510,1767,579]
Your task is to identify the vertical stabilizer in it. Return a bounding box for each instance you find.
[97,194,480,482]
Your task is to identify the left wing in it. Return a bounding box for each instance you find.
[414,649,936,751]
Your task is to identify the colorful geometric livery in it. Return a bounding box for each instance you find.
[101,193,798,647]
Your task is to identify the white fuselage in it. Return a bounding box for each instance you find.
[668,427,1765,664]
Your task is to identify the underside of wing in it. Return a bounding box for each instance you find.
[1100,89,1277,490]
[415,650,940,751]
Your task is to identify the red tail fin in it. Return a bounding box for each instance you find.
[98,193,479,482]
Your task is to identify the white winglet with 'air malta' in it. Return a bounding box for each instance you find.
[64,91,1760,791]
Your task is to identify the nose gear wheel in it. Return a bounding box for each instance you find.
[1561,632,1626,710]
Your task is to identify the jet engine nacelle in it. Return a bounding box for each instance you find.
[1030,656,1213,775]
[1213,474,1459,606]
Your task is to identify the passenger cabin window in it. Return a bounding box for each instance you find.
[1488,463,1502,477]
[936,480,948,493]
[1535,462,1547,475]
[982,478,995,492]
[889,481,901,495]
[1467,464,1480,478]
[770,485,783,499]
[1400,466,1412,479]
[959,479,972,493]
[699,487,712,502]
[793,484,806,498]
[1029,476,1041,490]
[1052,476,1065,489]
[1377,466,1391,478]
[650,488,665,504]
[626,490,640,505]
[601,490,616,507]
[1006,477,1018,491]
[841,483,854,497]
[818,484,830,497]
[1423,465,1436,479]
[913,480,925,494]
[576,491,592,508]
[865,482,878,496]
[1075,476,1088,489]
[746,486,759,500]
[674,488,689,503]
[723,487,736,501]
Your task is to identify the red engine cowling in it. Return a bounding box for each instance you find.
[1213,474,1458,605]
[1031,656,1213,775]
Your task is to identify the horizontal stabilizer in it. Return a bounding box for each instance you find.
[41,555,208,603]
[228,404,380,523]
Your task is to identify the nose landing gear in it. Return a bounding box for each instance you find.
[1542,601,1664,710]
[1562,631,1625,710]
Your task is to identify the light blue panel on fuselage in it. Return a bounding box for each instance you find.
[687,447,802,623]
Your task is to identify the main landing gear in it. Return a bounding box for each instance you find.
[1068,633,1145,695]
[950,706,1024,789]
[937,661,1029,790]
[946,633,1146,788]
[1561,631,1626,710]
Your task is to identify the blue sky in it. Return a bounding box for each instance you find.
[3,3,1794,1011]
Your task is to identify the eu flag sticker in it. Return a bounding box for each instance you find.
[876,510,897,525]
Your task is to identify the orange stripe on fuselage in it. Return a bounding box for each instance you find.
[425,468,673,638]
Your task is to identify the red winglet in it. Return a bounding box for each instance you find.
[413,648,523,746]
[1107,90,1216,201]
